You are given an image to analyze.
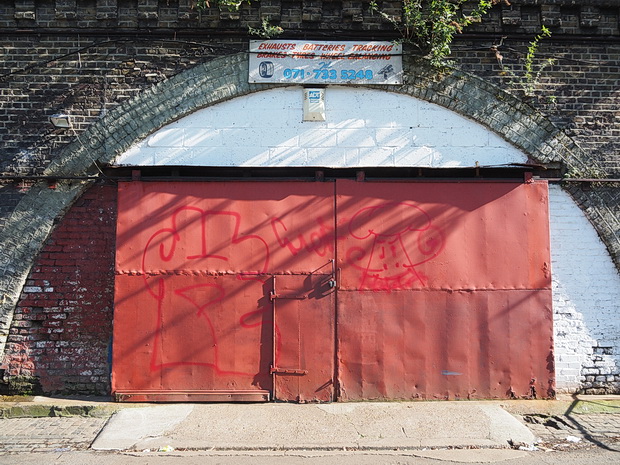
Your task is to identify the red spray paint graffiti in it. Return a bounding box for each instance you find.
[271,215,336,258]
[272,202,444,291]
[346,202,444,291]
[114,180,554,401]
[141,206,274,376]
[138,202,443,374]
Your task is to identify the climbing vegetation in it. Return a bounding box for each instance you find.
[196,0,245,12]
[248,18,284,38]
[369,0,503,66]
[494,26,557,97]
[196,0,506,67]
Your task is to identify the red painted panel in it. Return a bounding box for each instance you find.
[116,181,336,274]
[114,181,336,399]
[337,289,554,400]
[335,180,553,400]
[113,274,272,393]
[335,180,551,291]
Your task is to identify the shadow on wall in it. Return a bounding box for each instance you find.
[113,87,527,170]
[111,180,553,401]
[549,185,620,394]
[0,186,116,396]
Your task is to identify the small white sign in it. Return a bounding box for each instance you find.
[303,88,325,121]
[249,40,402,85]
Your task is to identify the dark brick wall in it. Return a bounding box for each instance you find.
[1,184,116,395]
[0,34,240,175]
[1,1,619,177]
[0,183,29,231]
[452,38,620,176]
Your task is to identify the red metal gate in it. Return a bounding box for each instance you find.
[335,180,553,400]
[113,179,553,402]
[113,181,336,402]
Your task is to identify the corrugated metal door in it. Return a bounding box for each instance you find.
[113,181,335,402]
[335,180,553,400]
[114,179,553,402]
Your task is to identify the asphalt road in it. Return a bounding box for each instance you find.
[1,448,620,465]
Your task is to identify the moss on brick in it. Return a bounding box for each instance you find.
[1,376,43,396]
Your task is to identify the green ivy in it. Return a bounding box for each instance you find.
[196,0,499,68]
[496,26,557,97]
[248,18,284,39]
[370,0,498,67]
[196,0,246,12]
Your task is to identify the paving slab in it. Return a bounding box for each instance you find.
[0,416,109,452]
[4,395,618,457]
[91,404,194,451]
[91,401,536,452]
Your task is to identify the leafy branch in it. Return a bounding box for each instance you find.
[494,26,557,97]
[248,18,284,39]
[195,0,246,12]
[369,0,502,67]
[195,0,283,37]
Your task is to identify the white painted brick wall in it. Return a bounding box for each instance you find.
[114,86,526,168]
[549,185,620,392]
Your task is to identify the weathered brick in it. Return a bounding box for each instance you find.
[0,0,619,398]
[2,185,115,395]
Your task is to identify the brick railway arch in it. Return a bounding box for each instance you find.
[0,51,617,357]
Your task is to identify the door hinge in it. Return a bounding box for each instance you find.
[269,291,307,302]
[270,365,308,375]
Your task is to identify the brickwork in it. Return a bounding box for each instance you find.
[37,52,594,177]
[0,0,618,34]
[1,1,619,176]
[565,186,620,283]
[0,34,242,175]
[0,0,619,396]
[0,183,29,231]
[113,86,527,168]
[452,39,620,177]
[0,180,89,359]
[549,186,620,394]
[1,184,116,395]
[1,52,618,396]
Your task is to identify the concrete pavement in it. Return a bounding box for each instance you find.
[0,395,619,463]
[91,401,536,451]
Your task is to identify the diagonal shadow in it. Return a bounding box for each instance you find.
[562,393,620,452]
